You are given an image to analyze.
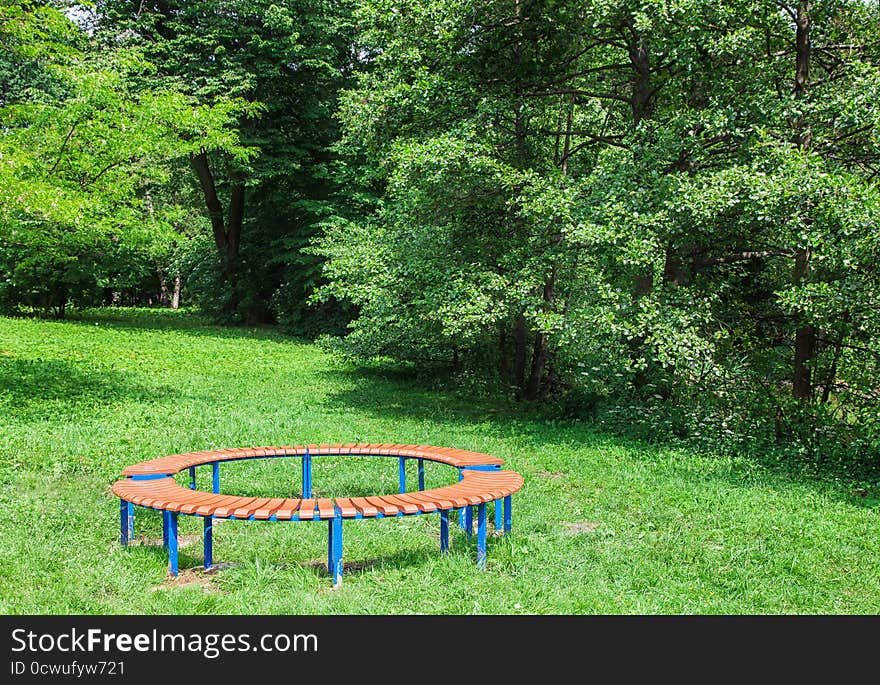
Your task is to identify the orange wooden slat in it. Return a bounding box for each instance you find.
[233,497,274,518]
[273,498,301,520]
[251,498,287,519]
[333,497,358,518]
[377,495,418,515]
[194,495,244,517]
[364,496,399,516]
[213,497,259,518]
[348,497,379,517]
[316,498,337,519]
[394,492,439,513]
[180,493,229,515]
[297,499,317,520]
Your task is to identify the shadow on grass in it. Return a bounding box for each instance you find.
[143,543,444,583]
[0,356,175,422]
[62,308,306,346]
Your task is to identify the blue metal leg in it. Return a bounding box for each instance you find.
[162,510,169,549]
[458,469,466,530]
[203,516,213,570]
[465,505,473,538]
[477,503,487,569]
[189,466,196,490]
[165,511,179,576]
[328,515,343,586]
[440,510,449,553]
[495,498,503,530]
[212,462,220,493]
[417,459,425,491]
[503,495,512,533]
[398,457,406,493]
[119,500,133,545]
[302,450,313,499]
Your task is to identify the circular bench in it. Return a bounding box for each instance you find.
[113,443,524,585]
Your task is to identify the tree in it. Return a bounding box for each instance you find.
[91,0,356,323]
[316,0,880,462]
[0,0,253,316]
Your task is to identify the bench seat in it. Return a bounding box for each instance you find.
[112,469,523,519]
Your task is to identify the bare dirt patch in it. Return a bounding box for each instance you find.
[153,563,234,593]
[563,521,601,534]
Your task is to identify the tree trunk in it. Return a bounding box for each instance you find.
[626,23,657,391]
[513,313,528,398]
[189,150,228,255]
[227,169,245,260]
[663,248,687,285]
[498,324,509,382]
[525,332,547,401]
[510,0,532,400]
[791,1,814,401]
[525,266,556,401]
[158,271,170,305]
[792,247,814,400]
[171,274,181,310]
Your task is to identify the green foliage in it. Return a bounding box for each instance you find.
[0,1,253,316]
[317,0,880,466]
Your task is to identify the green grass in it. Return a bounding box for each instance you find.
[1,308,878,614]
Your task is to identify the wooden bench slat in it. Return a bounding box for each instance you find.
[364,496,399,516]
[233,497,274,519]
[397,492,440,514]
[348,497,379,517]
[168,490,221,513]
[316,498,337,519]
[194,495,245,517]
[214,497,259,518]
[334,497,358,518]
[273,498,301,520]
[377,495,419,515]
[252,498,289,519]
[298,499,317,520]
[180,493,228,515]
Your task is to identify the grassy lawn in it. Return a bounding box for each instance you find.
[1,309,878,614]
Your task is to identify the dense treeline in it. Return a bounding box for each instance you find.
[2,1,878,468]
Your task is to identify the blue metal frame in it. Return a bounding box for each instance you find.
[503,494,512,533]
[119,500,133,545]
[161,511,169,549]
[189,466,196,490]
[457,469,466,531]
[398,457,406,493]
[203,516,213,570]
[328,514,343,586]
[465,506,473,538]
[165,510,179,576]
[477,503,487,569]
[439,509,449,553]
[302,449,313,498]
[417,459,425,491]
[212,462,220,493]
[495,498,502,530]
